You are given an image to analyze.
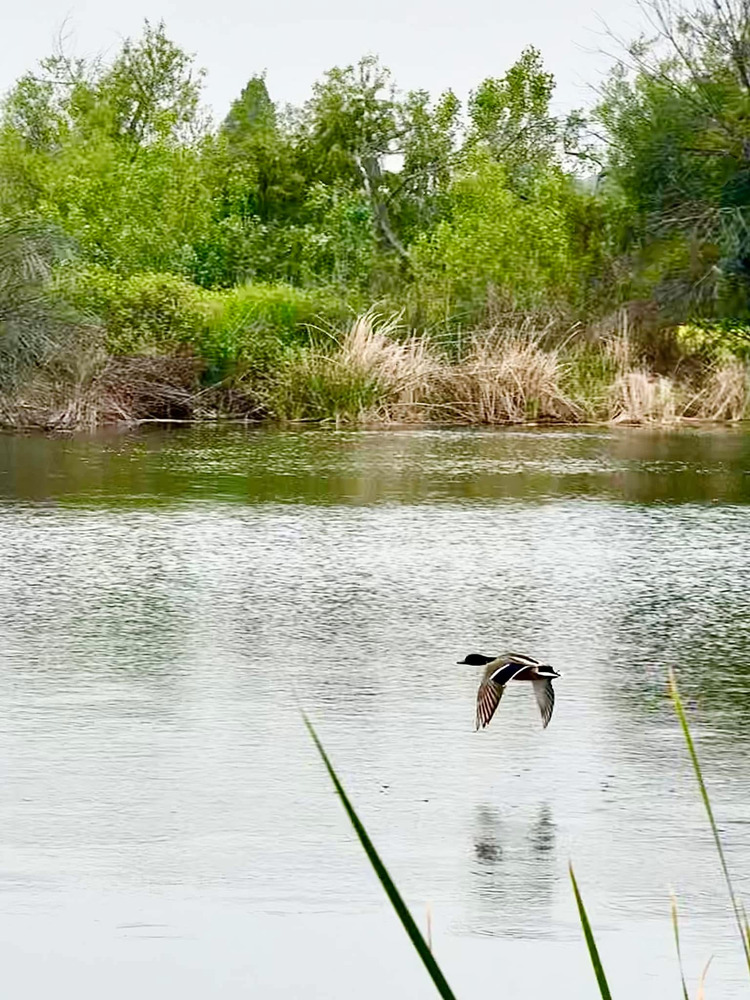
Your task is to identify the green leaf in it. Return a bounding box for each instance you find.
[569,862,613,1000]
[302,710,458,1000]
[668,667,750,980]
[670,890,690,1000]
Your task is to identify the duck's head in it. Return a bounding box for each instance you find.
[457,653,496,666]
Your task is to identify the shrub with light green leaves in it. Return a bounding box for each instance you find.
[59,266,210,354]
[675,321,750,361]
[198,282,351,380]
[60,266,352,380]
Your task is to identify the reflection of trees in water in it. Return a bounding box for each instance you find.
[466,803,557,937]
[609,430,750,504]
[4,427,750,506]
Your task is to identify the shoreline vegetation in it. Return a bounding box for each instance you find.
[2,309,749,431]
[3,3,750,429]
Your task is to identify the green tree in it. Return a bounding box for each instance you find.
[388,88,460,242]
[465,48,560,175]
[223,74,276,148]
[93,20,206,147]
[0,22,213,276]
[300,56,407,261]
[413,155,592,318]
[596,0,750,314]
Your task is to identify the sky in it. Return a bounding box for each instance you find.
[4,0,650,122]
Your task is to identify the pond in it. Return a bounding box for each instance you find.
[0,425,749,999]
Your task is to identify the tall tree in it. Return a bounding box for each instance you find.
[466,48,560,172]
[222,74,276,149]
[95,20,205,147]
[301,56,408,260]
[597,0,750,312]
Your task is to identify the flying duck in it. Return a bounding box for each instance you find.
[458,653,560,730]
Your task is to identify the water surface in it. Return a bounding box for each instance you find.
[1,425,749,999]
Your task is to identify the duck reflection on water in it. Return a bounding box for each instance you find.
[467,803,557,937]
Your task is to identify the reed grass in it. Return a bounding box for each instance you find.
[262,313,750,427]
[569,863,613,1000]
[302,710,458,1000]
[265,311,441,423]
[439,328,580,424]
[609,370,683,423]
[570,672,749,998]
[686,362,750,421]
[3,298,750,427]
[668,667,750,980]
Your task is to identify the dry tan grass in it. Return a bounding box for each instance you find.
[687,362,750,421]
[609,370,683,424]
[257,311,441,423]
[326,315,580,424]
[2,307,748,429]
[1,355,203,429]
[603,330,634,371]
[439,329,580,424]
[336,311,443,420]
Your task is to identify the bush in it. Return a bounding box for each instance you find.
[200,282,348,355]
[59,266,208,354]
[675,320,750,361]
[411,158,595,325]
[61,266,352,379]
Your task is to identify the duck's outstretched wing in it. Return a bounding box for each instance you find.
[532,679,555,728]
[476,679,503,730]
[476,660,534,730]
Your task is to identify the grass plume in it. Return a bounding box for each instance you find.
[440,328,580,424]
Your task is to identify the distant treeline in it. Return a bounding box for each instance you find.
[1,2,750,426]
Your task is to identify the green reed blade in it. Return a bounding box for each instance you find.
[668,667,750,979]
[670,891,690,1000]
[302,711,459,1000]
[569,863,613,1000]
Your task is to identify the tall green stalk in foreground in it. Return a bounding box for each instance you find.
[668,667,750,980]
[302,711,459,1000]
[670,890,691,1000]
[569,863,612,1000]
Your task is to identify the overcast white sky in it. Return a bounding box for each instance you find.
[4,0,649,121]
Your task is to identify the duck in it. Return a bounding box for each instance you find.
[457,653,560,730]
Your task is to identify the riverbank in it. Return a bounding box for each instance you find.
[2,313,748,431]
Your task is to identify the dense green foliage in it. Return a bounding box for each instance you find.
[60,266,348,370]
[2,2,750,420]
[0,22,602,326]
[595,0,750,321]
